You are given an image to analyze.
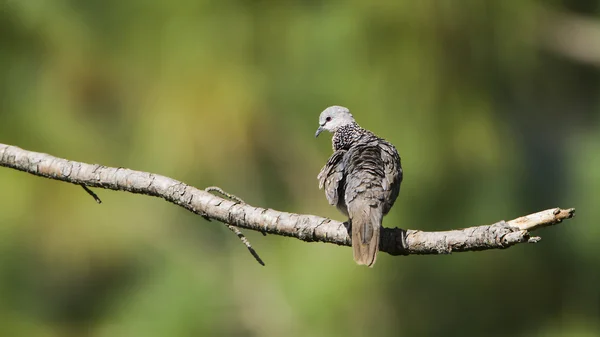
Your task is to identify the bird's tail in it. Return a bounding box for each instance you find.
[349,203,382,267]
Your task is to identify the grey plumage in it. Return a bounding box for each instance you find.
[316,106,402,267]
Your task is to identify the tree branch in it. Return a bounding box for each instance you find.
[0,143,575,257]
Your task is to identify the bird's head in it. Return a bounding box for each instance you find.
[315,105,355,137]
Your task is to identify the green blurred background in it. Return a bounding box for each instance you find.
[0,1,597,336]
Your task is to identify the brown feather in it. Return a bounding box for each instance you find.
[349,202,382,267]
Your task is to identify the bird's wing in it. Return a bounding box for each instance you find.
[317,149,347,206]
[379,140,402,214]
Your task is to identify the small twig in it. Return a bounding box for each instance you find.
[205,186,245,203]
[80,184,102,204]
[205,186,267,236]
[226,224,265,266]
[205,186,265,265]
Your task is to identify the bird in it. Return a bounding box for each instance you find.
[316,105,402,267]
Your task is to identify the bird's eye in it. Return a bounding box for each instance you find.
[325,117,332,122]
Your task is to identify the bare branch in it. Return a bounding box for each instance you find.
[0,143,576,257]
[508,208,574,231]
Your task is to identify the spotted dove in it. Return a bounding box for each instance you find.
[316,106,402,267]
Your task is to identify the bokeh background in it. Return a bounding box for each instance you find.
[0,1,598,336]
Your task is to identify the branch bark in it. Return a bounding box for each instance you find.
[0,143,575,257]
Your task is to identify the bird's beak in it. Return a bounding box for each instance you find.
[315,126,324,138]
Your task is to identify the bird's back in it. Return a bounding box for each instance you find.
[344,134,401,209]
